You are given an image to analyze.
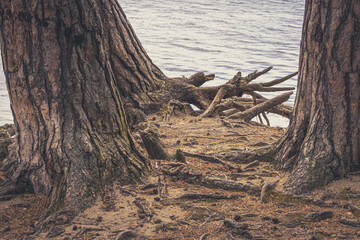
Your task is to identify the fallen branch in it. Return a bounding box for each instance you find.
[200,85,232,118]
[261,71,298,87]
[218,96,293,119]
[227,92,293,121]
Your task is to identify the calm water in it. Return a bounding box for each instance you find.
[0,0,305,126]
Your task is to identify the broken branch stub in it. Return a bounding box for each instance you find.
[140,128,170,160]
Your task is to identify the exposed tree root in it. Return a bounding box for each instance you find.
[178,193,238,200]
[160,165,261,196]
[214,145,276,164]
[179,150,237,170]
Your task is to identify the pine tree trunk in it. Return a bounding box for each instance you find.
[275,0,360,193]
[0,0,150,217]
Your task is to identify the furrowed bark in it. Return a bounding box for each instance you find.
[274,0,360,193]
[0,0,149,219]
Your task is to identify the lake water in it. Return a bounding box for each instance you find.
[0,0,305,126]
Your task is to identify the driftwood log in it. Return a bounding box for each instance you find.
[196,68,297,126]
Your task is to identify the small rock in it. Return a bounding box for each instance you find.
[138,213,146,219]
[55,214,70,225]
[175,149,186,163]
[272,218,280,224]
[234,215,243,222]
[183,141,199,146]
[154,197,160,202]
[320,192,336,201]
[262,216,271,221]
[150,189,158,195]
[96,216,103,222]
[2,226,10,233]
[46,227,65,238]
[349,203,360,217]
[271,226,278,231]
[72,225,78,231]
[154,219,162,224]
[116,230,137,240]
[224,219,248,230]
[304,211,334,222]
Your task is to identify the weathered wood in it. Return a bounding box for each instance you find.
[227,92,292,121]
[186,73,215,87]
[199,66,296,118]
[218,95,293,120]
[200,85,231,118]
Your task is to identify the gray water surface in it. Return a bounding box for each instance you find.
[0,0,305,126]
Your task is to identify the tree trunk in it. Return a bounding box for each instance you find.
[0,0,304,221]
[274,0,360,193]
[0,0,149,218]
